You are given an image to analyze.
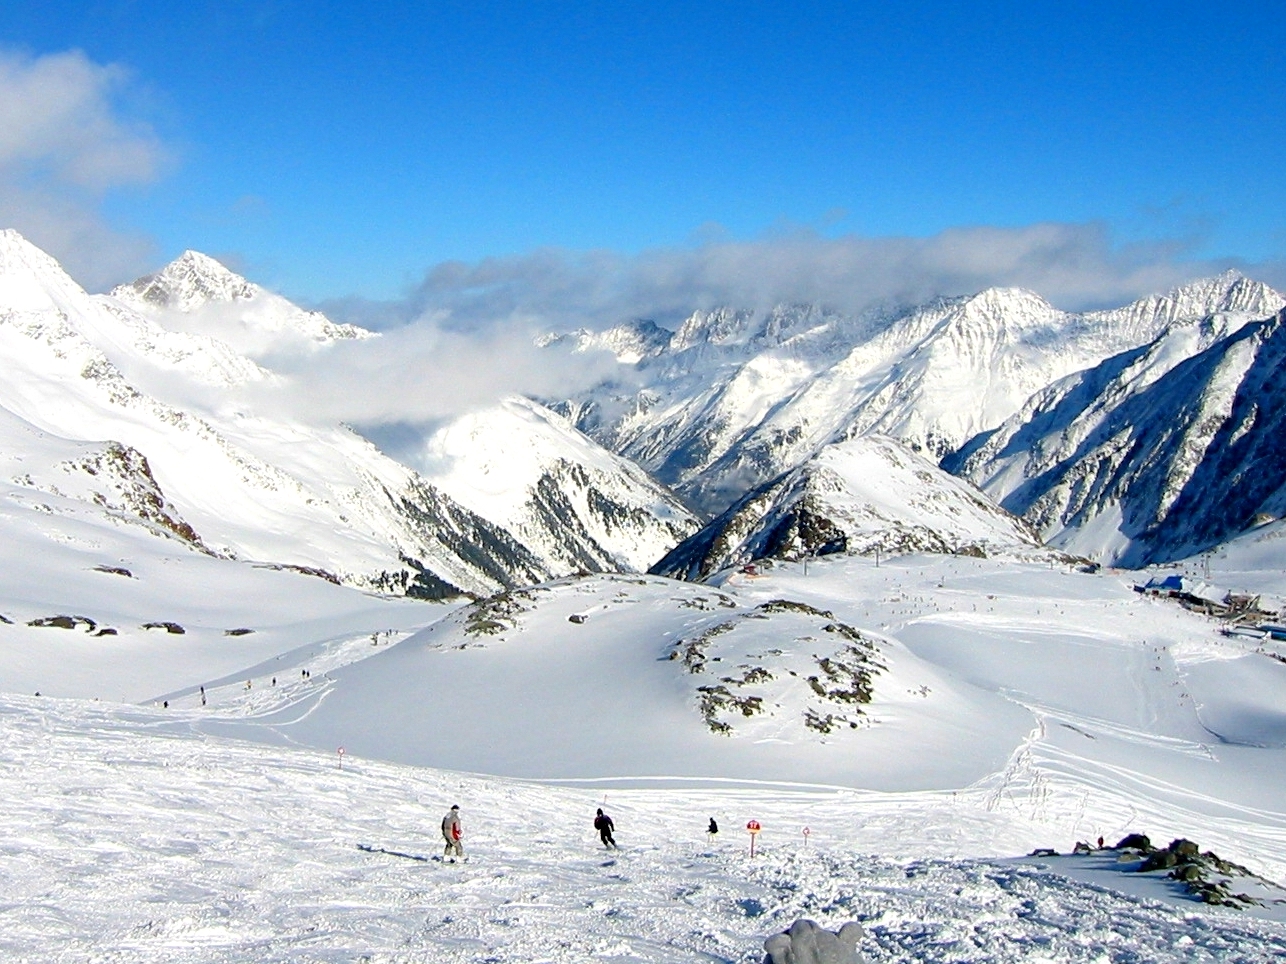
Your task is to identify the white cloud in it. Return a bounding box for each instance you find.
[322,222,1279,336]
[240,320,623,430]
[0,49,165,289]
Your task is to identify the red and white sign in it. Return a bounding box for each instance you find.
[746,819,761,833]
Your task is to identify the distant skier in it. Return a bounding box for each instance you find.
[441,805,464,861]
[594,808,617,849]
[708,817,719,837]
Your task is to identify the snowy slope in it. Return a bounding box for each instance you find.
[225,571,1032,790]
[412,395,699,573]
[31,541,1270,964]
[0,411,435,700]
[7,692,1286,962]
[950,307,1286,565]
[653,435,1044,581]
[6,424,1286,961]
[558,276,1284,519]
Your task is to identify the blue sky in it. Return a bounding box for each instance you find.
[2,1,1284,310]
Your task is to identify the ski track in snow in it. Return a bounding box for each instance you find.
[4,695,1286,963]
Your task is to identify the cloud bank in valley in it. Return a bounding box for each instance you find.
[320,221,1282,335]
[253,320,623,429]
[0,48,164,289]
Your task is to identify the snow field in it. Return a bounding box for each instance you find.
[4,694,1285,963]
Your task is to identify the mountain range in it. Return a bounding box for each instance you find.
[557,273,1285,569]
[3,227,1283,600]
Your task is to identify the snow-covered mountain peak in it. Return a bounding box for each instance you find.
[1084,272,1286,342]
[112,252,374,354]
[409,395,700,573]
[953,304,1286,566]
[654,434,1044,581]
[666,304,850,357]
[915,286,1065,350]
[557,318,673,364]
[888,287,1061,351]
[122,250,256,311]
[960,285,1058,318]
[0,228,63,271]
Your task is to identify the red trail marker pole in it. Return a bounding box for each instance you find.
[747,819,761,857]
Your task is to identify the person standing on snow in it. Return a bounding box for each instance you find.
[594,807,617,849]
[441,805,464,861]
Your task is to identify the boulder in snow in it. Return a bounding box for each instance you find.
[763,918,866,964]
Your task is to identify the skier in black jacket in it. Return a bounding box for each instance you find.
[593,807,617,849]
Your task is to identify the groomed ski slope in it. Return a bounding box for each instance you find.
[4,692,1286,964]
[198,553,1286,881]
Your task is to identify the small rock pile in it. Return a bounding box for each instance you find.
[1111,833,1260,907]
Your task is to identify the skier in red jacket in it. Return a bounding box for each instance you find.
[441,805,464,861]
